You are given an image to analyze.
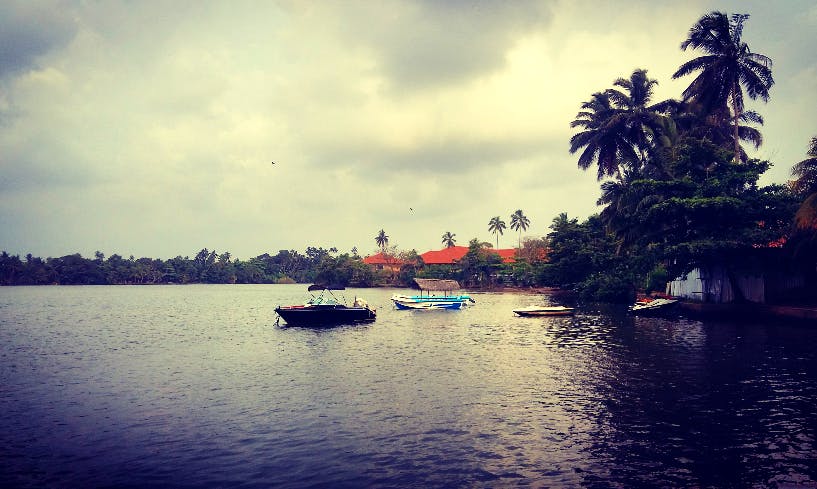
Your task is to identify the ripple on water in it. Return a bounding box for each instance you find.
[1,285,817,488]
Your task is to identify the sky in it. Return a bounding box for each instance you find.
[1,0,816,260]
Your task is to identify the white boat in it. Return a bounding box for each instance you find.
[513,305,575,317]
[628,297,679,315]
[391,278,475,310]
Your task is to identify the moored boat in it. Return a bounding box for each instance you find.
[391,278,475,310]
[628,297,679,315]
[275,286,376,326]
[513,305,575,317]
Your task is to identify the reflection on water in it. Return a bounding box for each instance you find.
[1,285,816,488]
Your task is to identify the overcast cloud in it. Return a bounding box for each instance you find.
[1,0,816,259]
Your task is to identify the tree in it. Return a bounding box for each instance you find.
[672,11,774,161]
[509,210,530,248]
[543,214,625,295]
[570,91,638,180]
[624,139,798,300]
[458,238,503,288]
[607,68,664,165]
[375,229,389,250]
[791,136,817,229]
[570,69,665,180]
[441,231,457,248]
[488,216,506,248]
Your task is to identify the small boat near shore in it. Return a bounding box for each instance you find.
[275,285,376,326]
[391,278,475,310]
[628,297,679,315]
[513,305,575,317]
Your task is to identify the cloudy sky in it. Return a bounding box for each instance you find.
[1,0,815,260]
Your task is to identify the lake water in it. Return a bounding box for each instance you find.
[1,284,816,488]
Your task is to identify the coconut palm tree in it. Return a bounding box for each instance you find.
[672,11,774,161]
[791,136,817,229]
[488,216,506,249]
[570,91,639,180]
[375,229,389,251]
[607,68,664,165]
[441,231,457,248]
[509,210,530,248]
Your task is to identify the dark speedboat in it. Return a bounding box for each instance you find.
[275,285,376,327]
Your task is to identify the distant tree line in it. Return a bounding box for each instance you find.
[0,248,377,287]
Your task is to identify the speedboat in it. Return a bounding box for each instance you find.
[628,297,679,315]
[391,278,475,310]
[275,286,376,326]
[513,305,575,317]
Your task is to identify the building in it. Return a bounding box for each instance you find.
[362,252,405,274]
[420,246,517,265]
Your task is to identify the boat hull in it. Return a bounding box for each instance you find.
[390,293,473,310]
[275,304,376,326]
[628,298,679,316]
[513,306,575,317]
[393,300,464,310]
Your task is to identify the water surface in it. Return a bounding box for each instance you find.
[1,285,816,488]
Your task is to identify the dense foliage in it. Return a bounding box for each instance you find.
[552,10,814,303]
[0,248,376,287]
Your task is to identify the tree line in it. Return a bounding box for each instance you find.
[0,248,377,287]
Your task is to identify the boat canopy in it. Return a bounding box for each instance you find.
[412,278,461,291]
[307,284,346,291]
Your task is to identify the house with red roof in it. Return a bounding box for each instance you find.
[362,252,406,274]
[420,246,517,265]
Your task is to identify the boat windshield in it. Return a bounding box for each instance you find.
[308,288,343,305]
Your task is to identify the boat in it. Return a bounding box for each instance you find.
[392,298,468,310]
[513,305,575,317]
[628,297,679,315]
[391,278,475,310]
[275,285,376,326]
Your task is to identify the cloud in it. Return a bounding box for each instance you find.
[0,0,814,259]
[348,0,554,92]
[0,1,78,80]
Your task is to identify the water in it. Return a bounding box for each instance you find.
[1,285,816,488]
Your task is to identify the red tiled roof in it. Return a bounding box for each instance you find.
[363,252,406,266]
[493,248,517,262]
[420,246,468,264]
[420,246,517,264]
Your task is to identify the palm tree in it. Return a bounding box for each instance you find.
[509,210,530,248]
[570,91,638,180]
[375,229,389,251]
[441,232,457,248]
[570,69,663,181]
[488,216,506,249]
[791,136,817,229]
[672,11,774,161]
[607,69,664,165]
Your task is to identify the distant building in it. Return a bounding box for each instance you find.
[420,246,517,265]
[362,252,405,274]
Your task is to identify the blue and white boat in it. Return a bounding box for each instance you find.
[391,279,475,310]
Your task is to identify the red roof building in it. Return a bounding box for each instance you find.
[362,252,406,272]
[420,246,517,265]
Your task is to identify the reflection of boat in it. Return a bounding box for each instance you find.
[513,305,575,317]
[629,297,679,315]
[391,278,475,310]
[275,286,376,326]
